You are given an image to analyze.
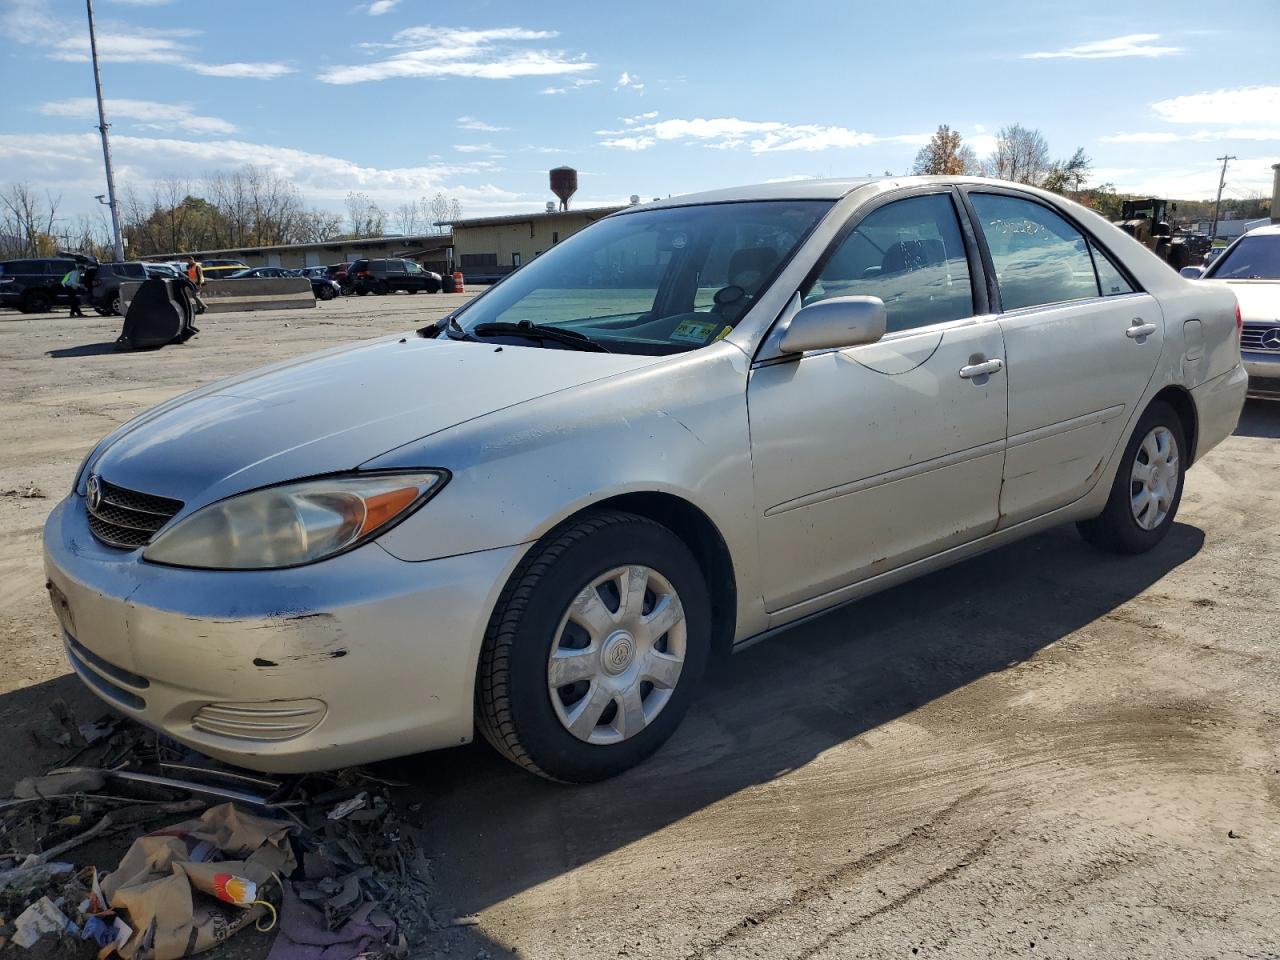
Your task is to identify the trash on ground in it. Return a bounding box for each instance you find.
[13,895,78,948]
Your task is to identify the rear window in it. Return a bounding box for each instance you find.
[1207,235,1280,280]
[351,259,371,271]
[115,263,146,279]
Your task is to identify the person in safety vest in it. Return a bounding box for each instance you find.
[184,256,207,314]
[61,266,85,318]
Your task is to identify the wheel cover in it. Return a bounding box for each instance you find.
[1130,425,1179,530]
[548,565,687,745]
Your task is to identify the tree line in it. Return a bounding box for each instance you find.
[0,166,464,261]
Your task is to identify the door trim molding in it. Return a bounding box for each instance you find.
[764,440,1006,517]
[1006,404,1125,449]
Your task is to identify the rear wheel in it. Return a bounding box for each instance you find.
[356,287,369,296]
[317,285,335,301]
[1077,401,1185,554]
[22,290,52,313]
[110,295,122,316]
[375,280,389,295]
[476,509,710,782]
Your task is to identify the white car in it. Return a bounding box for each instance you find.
[1184,223,1280,398]
[44,176,1247,782]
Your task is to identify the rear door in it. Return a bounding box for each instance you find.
[384,259,407,290]
[962,188,1163,525]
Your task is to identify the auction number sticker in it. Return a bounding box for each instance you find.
[670,319,720,344]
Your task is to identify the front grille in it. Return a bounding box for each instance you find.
[86,477,182,550]
[1241,323,1280,353]
[65,632,148,711]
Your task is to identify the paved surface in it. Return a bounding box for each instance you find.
[2,295,1278,959]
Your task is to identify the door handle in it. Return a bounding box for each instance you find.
[1126,321,1158,339]
[959,358,1004,379]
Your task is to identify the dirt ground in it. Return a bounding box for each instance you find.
[2,295,1279,959]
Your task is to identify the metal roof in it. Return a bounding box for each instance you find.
[441,206,626,228]
[146,233,453,260]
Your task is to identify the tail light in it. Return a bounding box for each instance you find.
[1235,303,1243,338]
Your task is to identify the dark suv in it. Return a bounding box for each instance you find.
[0,257,79,313]
[349,258,442,295]
[88,261,148,315]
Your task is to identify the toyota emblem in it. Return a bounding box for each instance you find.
[1262,327,1280,350]
[86,475,102,512]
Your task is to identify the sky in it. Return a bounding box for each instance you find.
[2,0,1278,227]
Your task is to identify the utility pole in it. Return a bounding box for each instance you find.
[86,0,125,261]
[1210,154,1236,242]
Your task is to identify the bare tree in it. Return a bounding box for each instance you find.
[988,123,1051,185]
[427,193,452,234]
[1042,148,1092,196]
[345,192,386,237]
[394,199,424,235]
[448,198,462,225]
[0,183,62,258]
[911,125,980,176]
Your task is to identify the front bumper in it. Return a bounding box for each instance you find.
[43,494,524,772]
[1243,351,1280,399]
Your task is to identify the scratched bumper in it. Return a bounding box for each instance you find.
[1243,351,1280,399]
[42,493,523,772]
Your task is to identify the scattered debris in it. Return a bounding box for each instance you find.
[0,483,46,499]
[13,895,77,948]
[3,704,435,960]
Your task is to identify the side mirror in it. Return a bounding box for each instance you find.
[779,296,887,354]
[1179,265,1205,279]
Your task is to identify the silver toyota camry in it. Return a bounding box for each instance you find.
[44,176,1247,782]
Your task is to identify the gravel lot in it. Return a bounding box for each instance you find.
[1,294,1278,959]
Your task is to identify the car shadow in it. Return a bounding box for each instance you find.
[378,521,1205,935]
[47,342,119,358]
[1234,398,1280,438]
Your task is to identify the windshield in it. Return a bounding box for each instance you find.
[450,200,832,354]
[1207,235,1280,280]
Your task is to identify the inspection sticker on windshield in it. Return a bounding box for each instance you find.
[671,319,720,344]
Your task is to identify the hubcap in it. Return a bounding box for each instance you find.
[1130,425,1179,531]
[547,565,687,745]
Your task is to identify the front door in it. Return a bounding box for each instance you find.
[964,190,1165,525]
[748,191,1009,614]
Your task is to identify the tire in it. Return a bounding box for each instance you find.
[374,280,388,295]
[23,290,52,313]
[93,306,112,317]
[427,281,440,294]
[476,509,711,783]
[110,295,122,316]
[317,285,335,301]
[1077,401,1186,554]
[356,287,369,297]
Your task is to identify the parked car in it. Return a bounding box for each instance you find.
[88,261,148,316]
[145,264,183,280]
[0,257,80,312]
[229,266,340,301]
[199,259,249,279]
[1183,224,1280,399]
[349,258,442,295]
[44,176,1247,783]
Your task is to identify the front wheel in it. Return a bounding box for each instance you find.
[356,287,369,296]
[476,510,710,782]
[1077,401,1186,554]
[317,285,335,301]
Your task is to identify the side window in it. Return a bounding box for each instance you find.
[969,193,1100,310]
[803,193,974,333]
[385,260,405,274]
[405,261,422,274]
[1090,241,1135,296]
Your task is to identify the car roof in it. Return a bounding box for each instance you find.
[617,175,1041,212]
[1243,223,1280,237]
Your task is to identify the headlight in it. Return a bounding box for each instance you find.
[143,471,447,570]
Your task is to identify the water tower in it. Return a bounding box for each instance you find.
[550,166,578,211]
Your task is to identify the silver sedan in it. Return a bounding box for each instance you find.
[44,176,1247,781]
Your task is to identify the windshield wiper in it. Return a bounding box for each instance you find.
[471,320,612,352]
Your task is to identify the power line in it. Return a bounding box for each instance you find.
[1210,155,1236,240]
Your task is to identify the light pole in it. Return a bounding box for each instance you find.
[86,0,125,261]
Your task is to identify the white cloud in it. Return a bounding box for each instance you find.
[457,116,508,132]
[540,77,598,95]
[453,143,495,153]
[600,136,654,151]
[599,116,917,154]
[967,133,1000,156]
[1106,156,1280,200]
[0,131,537,215]
[1021,33,1181,60]
[18,12,294,78]
[1151,86,1280,126]
[366,0,400,14]
[525,145,567,154]
[40,97,237,135]
[615,70,645,93]
[622,111,658,125]
[320,25,594,84]
[1102,128,1280,143]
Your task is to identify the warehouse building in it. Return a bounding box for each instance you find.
[443,205,625,282]
[148,233,453,273]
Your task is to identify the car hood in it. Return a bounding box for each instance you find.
[89,335,666,507]
[1219,280,1280,323]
